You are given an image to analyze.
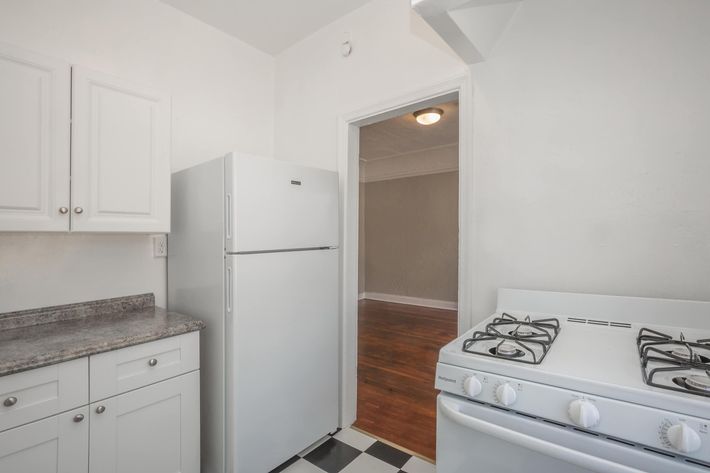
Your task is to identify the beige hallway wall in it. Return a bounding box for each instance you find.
[362,171,458,303]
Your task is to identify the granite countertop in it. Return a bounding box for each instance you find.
[0,293,205,377]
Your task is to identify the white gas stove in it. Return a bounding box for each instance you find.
[436,289,710,473]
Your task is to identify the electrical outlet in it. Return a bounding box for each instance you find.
[153,235,168,257]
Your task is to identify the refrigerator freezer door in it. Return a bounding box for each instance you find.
[226,249,339,473]
[225,153,339,253]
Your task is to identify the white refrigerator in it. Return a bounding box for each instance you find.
[168,152,339,473]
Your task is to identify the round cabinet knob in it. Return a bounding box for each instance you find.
[148,358,158,367]
[95,405,106,414]
[74,207,84,214]
[667,422,702,454]
[496,383,517,406]
[568,399,600,428]
[463,376,482,398]
[59,207,69,214]
[3,397,17,407]
[73,414,84,423]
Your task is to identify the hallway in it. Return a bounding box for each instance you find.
[354,299,457,460]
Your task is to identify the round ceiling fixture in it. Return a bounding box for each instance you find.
[413,107,443,125]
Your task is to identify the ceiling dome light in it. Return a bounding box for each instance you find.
[413,107,443,125]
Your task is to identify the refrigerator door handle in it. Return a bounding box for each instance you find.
[225,192,233,241]
[226,266,233,313]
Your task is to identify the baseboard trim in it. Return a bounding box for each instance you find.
[360,292,457,310]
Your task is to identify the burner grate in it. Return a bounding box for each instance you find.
[637,327,710,398]
[462,313,560,365]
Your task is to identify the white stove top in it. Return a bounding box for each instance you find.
[439,290,710,419]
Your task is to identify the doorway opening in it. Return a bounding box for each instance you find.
[338,75,472,464]
[353,97,460,460]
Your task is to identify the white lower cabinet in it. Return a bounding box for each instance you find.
[89,371,200,473]
[0,333,200,473]
[0,406,89,473]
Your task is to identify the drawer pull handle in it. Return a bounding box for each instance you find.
[148,358,158,367]
[73,414,84,423]
[96,405,106,414]
[3,397,17,407]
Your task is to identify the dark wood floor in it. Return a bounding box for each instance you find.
[353,299,458,461]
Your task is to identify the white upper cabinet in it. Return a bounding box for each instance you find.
[0,42,171,233]
[0,43,71,231]
[71,67,171,232]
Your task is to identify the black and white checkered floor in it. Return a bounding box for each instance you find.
[269,427,436,473]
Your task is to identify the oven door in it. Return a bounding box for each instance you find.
[437,393,702,473]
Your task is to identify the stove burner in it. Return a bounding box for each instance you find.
[489,343,525,358]
[685,375,710,392]
[667,348,710,364]
[462,313,560,365]
[672,375,710,393]
[637,327,710,398]
[508,326,534,337]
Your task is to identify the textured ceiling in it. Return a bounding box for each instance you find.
[160,0,371,55]
[360,101,459,161]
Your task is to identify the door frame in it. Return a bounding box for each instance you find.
[337,71,474,426]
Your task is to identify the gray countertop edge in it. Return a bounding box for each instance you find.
[0,319,205,377]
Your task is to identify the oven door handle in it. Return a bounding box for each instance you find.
[438,397,645,473]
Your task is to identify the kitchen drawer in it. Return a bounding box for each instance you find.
[0,358,88,432]
[89,332,199,402]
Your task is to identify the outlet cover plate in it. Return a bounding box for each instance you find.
[153,235,167,257]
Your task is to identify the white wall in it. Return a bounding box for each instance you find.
[0,0,274,312]
[275,0,710,325]
[470,0,710,321]
[0,234,167,312]
[0,0,274,171]
[274,0,467,170]
[3,0,709,323]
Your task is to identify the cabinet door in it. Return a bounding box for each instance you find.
[0,43,71,231]
[89,371,199,473]
[0,406,89,473]
[71,66,170,232]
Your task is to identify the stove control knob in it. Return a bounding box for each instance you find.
[496,383,517,406]
[666,422,701,454]
[463,376,482,398]
[568,399,600,428]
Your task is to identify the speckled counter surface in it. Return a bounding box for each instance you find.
[0,294,205,377]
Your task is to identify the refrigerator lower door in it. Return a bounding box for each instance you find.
[226,249,339,473]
